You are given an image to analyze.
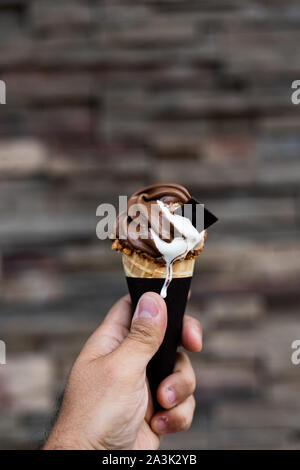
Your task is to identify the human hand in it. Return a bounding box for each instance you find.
[44,292,202,450]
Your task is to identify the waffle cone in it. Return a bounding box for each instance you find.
[122,252,195,279]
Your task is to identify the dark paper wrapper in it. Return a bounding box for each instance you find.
[126,276,192,411]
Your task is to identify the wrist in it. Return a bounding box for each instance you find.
[43,425,86,450]
[43,423,108,451]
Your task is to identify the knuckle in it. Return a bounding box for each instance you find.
[186,373,196,394]
[180,414,191,431]
[129,322,158,348]
[177,396,195,431]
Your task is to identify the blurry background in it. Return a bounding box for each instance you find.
[0,0,300,450]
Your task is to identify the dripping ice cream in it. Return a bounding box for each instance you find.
[111,183,207,298]
[150,200,205,297]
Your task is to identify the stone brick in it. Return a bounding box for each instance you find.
[222,30,300,72]
[0,355,55,414]
[29,106,97,140]
[204,330,260,363]
[102,16,195,46]
[215,197,296,227]
[153,159,257,190]
[215,401,300,428]
[269,382,300,408]
[260,116,300,133]
[0,4,25,39]
[194,362,260,401]
[201,427,288,450]
[0,37,33,67]
[202,135,256,162]
[1,71,95,106]
[0,139,47,177]
[61,244,121,272]
[0,209,96,247]
[193,242,300,280]
[31,0,95,33]
[203,294,266,326]
[2,254,63,305]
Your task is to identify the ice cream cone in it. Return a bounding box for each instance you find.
[123,252,197,411]
[122,252,195,279]
[110,183,216,410]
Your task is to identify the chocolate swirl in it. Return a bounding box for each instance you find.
[114,183,191,258]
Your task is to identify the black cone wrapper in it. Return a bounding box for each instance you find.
[126,276,192,411]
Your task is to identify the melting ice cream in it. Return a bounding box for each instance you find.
[150,200,205,298]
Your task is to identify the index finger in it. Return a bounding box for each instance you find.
[180,315,202,352]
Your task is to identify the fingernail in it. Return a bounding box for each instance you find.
[166,387,176,405]
[155,416,168,433]
[133,295,159,320]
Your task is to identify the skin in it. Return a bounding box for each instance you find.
[44,292,202,450]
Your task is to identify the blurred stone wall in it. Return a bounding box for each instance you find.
[0,0,300,450]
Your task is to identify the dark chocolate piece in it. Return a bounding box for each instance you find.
[174,197,218,231]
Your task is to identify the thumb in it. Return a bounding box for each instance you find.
[115,292,167,374]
